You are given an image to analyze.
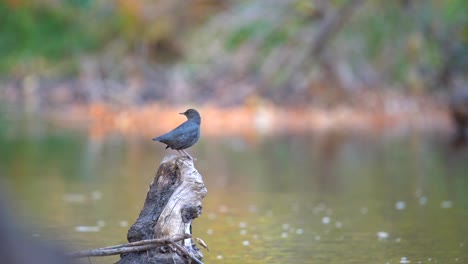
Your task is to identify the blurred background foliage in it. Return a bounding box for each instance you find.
[0,0,467,107]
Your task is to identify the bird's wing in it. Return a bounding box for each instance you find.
[175,127,198,141]
[154,121,199,149]
[155,122,192,141]
[171,122,198,140]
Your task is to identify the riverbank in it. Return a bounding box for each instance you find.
[41,92,451,141]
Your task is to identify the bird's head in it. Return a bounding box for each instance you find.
[180,109,201,122]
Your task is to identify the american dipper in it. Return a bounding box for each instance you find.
[152,109,201,160]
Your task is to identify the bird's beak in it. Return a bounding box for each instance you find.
[179,112,185,115]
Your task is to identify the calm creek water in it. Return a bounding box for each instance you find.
[0,115,467,264]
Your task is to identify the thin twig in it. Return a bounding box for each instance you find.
[168,240,204,264]
[68,234,190,258]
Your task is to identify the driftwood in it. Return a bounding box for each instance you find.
[70,155,207,264]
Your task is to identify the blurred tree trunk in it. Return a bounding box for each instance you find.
[312,0,364,57]
[260,0,364,104]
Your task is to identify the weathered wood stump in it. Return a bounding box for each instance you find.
[116,155,207,264]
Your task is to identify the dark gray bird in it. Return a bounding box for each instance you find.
[152,109,201,160]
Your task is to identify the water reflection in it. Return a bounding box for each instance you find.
[0,122,467,263]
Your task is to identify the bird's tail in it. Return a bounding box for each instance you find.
[153,136,170,149]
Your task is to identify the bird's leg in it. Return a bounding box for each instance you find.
[176,149,192,160]
[181,149,195,160]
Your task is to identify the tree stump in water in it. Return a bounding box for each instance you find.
[116,155,207,264]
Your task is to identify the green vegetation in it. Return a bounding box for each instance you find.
[0,0,466,105]
[0,2,96,73]
[184,0,468,96]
